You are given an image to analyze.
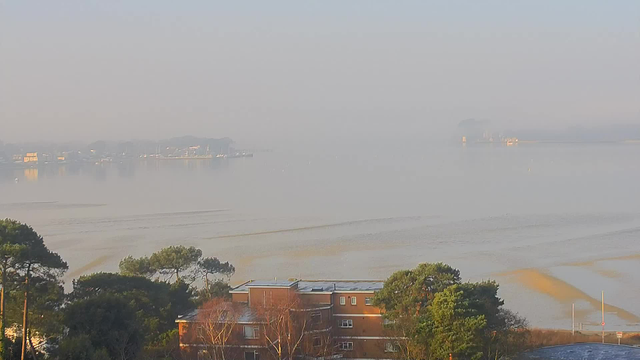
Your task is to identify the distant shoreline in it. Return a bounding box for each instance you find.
[466,139,640,145]
[0,155,256,170]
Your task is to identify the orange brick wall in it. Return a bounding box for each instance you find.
[337,338,390,359]
[332,293,380,314]
[179,321,263,347]
[249,287,296,307]
[335,316,385,337]
[299,292,332,305]
[181,287,397,360]
[232,292,249,303]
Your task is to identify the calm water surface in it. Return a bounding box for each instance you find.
[1,143,640,330]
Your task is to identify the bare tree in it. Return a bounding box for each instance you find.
[484,309,529,360]
[257,294,310,360]
[197,299,245,360]
[381,316,424,360]
[300,331,335,360]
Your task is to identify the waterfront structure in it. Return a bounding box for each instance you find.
[23,152,38,163]
[177,279,398,360]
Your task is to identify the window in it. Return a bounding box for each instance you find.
[339,296,346,305]
[311,312,322,324]
[338,342,354,351]
[244,325,259,339]
[340,319,353,328]
[313,337,322,348]
[351,296,357,305]
[365,297,373,306]
[385,342,400,353]
[245,351,260,360]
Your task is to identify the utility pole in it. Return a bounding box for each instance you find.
[20,276,29,360]
[601,291,605,344]
[572,303,575,336]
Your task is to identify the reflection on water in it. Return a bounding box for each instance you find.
[0,158,231,184]
[1,144,640,329]
[24,168,38,182]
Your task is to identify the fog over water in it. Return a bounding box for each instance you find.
[2,142,640,329]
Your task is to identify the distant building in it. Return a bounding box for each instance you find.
[23,153,38,163]
[503,137,519,146]
[177,279,398,360]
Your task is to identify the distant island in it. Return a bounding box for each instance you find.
[0,136,252,167]
[457,120,640,144]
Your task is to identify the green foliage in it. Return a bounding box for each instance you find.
[426,285,487,360]
[69,272,192,342]
[1,221,235,360]
[374,262,460,318]
[59,335,96,360]
[149,245,202,281]
[196,280,232,304]
[198,257,235,281]
[70,272,172,301]
[487,309,529,360]
[119,256,156,278]
[6,337,40,360]
[57,336,113,360]
[6,274,66,338]
[375,263,527,360]
[168,279,196,318]
[458,281,504,330]
[0,220,68,296]
[0,229,27,359]
[0,219,67,360]
[64,293,145,360]
[143,329,181,360]
[6,221,67,274]
[93,348,112,360]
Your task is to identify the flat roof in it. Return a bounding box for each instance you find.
[245,280,299,288]
[176,304,258,323]
[231,279,384,293]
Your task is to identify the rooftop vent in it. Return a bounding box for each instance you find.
[311,287,325,292]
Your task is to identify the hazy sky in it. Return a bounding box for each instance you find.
[1,1,639,146]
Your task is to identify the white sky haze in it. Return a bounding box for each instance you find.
[1,1,639,146]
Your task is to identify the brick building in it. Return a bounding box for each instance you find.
[177,279,400,360]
